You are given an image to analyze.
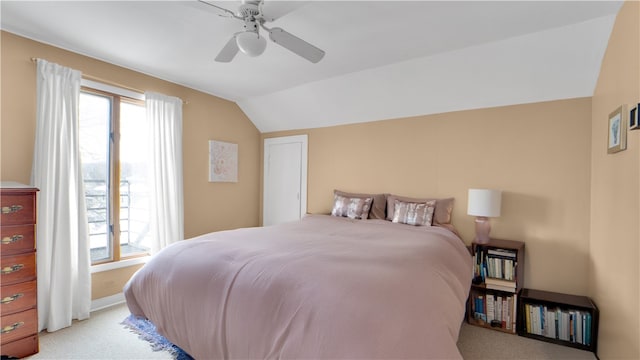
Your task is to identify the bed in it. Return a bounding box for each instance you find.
[124,207,472,359]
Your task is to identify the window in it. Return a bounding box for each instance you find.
[79,86,151,264]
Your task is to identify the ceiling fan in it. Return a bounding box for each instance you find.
[198,0,325,63]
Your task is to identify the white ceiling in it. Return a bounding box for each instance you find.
[1,1,622,132]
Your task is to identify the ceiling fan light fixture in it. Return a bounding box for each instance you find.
[205,0,325,63]
[236,31,267,57]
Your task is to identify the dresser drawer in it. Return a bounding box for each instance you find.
[1,280,37,316]
[1,224,35,256]
[1,308,38,345]
[0,253,36,285]
[0,333,39,358]
[0,193,36,226]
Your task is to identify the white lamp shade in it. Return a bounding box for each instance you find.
[236,32,267,57]
[467,189,502,217]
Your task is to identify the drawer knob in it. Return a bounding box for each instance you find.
[1,235,24,244]
[1,293,23,304]
[1,264,24,274]
[1,205,24,214]
[1,321,24,334]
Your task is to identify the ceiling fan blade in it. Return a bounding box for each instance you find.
[215,34,239,62]
[259,1,309,22]
[267,27,325,63]
[194,0,240,19]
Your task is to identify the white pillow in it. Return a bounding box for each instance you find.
[331,194,373,219]
[392,199,436,226]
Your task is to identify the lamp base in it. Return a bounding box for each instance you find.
[473,216,491,244]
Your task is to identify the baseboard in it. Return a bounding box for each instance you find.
[91,292,125,312]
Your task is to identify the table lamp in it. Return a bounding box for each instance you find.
[467,189,502,244]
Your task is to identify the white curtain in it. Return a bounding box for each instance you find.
[146,91,184,253]
[31,59,91,332]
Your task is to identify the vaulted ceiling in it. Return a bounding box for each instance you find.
[1,1,622,132]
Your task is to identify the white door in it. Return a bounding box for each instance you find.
[263,135,308,226]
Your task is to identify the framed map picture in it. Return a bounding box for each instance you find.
[209,140,238,182]
[607,105,627,154]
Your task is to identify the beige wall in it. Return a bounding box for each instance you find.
[589,2,640,359]
[1,32,261,299]
[264,97,593,296]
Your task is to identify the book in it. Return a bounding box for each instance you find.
[485,277,516,288]
[585,313,591,345]
[505,296,512,330]
[545,309,556,339]
[569,311,575,342]
[474,295,486,322]
[578,311,584,345]
[504,259,512,280]
[556,308,562,340]
[562,311,570,341]
[501,297,508,328]
[486,294,495,323]
[484,257,517,281]
[537,305,543,335]
[583,312,588,344]
[507,259,516,281]
[487,248,516,258]
[554,309,560,339]
[528,305,536,335]
[488,257,494,278]
[538,306,547,335]
[485,283,517,293]
[511,294,517,333]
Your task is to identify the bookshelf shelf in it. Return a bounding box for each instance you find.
[467,238,525,334]
[517,288,599,354]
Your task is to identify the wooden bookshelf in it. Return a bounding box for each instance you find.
[467,238,525,334]
[517,288,599,354]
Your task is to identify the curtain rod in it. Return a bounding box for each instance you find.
[30,57,187,105]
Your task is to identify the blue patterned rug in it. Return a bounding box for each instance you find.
[122,314,194,360]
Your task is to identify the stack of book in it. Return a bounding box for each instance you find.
[473,246,518,293]
[523,304,593,346]
[471,293,518,333]
[485,277,516,292]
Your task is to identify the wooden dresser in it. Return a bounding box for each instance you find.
[1,182,39,358]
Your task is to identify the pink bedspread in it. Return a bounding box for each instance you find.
[124,215,472,359]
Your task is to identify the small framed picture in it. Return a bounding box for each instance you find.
[208,140,238,182]
[607,105,627,154]
[630,104,639,130]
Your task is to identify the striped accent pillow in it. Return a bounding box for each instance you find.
[392,199,436,226]
[331,194,373,219]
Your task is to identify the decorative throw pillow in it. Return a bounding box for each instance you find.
[392,199,436,226]
[331,194,373,219]
[334,190,387,219]
[386,195,454,225]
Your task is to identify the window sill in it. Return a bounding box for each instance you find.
[90,256,150,274]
